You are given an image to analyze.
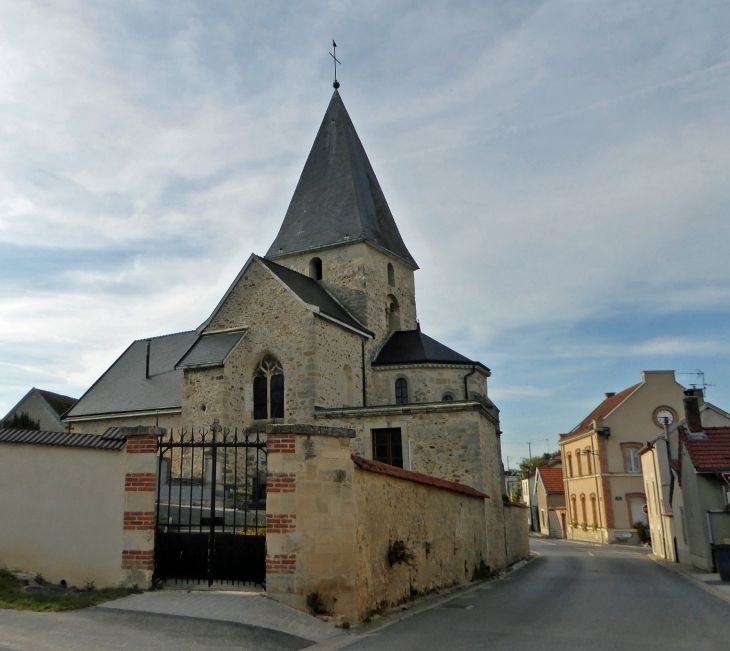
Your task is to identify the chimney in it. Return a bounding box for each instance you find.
[605,392,615,398]
[683,389,704,434]
[145,340,151,379]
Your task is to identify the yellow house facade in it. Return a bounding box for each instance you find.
[559,371,685,545]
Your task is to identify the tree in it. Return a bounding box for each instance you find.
[2,411,40,431]
[519,452,560,477]
[510,481,523,503]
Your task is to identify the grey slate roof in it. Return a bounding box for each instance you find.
[259,257,373,336]
[0,428,126,451]
[266,90,417,268]
[65,331,198,418]
[36,390,77,418]
[373,329,489,370]
[176,329,247,369]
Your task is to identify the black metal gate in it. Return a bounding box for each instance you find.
[154,424,267,587]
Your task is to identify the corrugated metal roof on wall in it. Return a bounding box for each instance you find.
[0,428,126,451]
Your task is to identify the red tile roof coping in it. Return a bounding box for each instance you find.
[680,426,730,470]
[539,467,566,494]
[351,455,488,498]
[561,383,641,439]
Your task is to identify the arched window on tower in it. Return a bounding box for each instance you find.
[386,295,400,332]
[395,378,408,405]
[309,257,323,280]
[253,354,284,420]
[387,263,395,287]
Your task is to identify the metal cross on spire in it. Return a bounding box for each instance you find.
[330,40,341,89]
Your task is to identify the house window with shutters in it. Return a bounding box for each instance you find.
[372,428,404,468]
[253,354,284,420]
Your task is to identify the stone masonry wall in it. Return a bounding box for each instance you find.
[369,365,490,406]
[316,405,497,495]
[264,425,493,622]
[314,318,363,409]
[272,241,418,402]
[354,467,489,617]
[503,503,530,566]
[265,425,359,617]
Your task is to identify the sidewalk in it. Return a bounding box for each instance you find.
[97,589,343,644]
[649,555,730,606]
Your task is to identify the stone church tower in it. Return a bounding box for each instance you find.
[266,89,418,359]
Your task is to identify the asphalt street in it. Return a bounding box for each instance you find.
[1,538,729,650]
[347,538,730,651]
[0,608,310,651]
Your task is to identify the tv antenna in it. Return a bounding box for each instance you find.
[678,371,714,393]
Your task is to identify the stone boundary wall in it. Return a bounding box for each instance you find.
[264,425,497,622]
[503,502,530,565]
[0,426,160,588]
[353,456,490,617]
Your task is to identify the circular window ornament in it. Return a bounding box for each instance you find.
[652,406,677,428]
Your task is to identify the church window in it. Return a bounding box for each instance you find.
[386,295,400,332]
[309,257,323,280]
[387,263,395,287]
[372,428,403,468]
[395,378,408,405]
[442,393,454,402]
[253,354,284,420]
[343,364,354,406]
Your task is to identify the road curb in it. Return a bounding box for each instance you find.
[304,555,537,650]
[647,555,730,607]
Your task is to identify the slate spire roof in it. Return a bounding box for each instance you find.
[266,90,418,268]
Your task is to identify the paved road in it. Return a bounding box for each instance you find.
[0,607,309,651]
[347,538,730,651]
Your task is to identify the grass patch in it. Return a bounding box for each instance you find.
[0,569,139,612]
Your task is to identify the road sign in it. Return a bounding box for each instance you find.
[642,504,648,515]
[722,472,730,487]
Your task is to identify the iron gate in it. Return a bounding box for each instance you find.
[154,424,267,586]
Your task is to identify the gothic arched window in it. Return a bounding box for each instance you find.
[253,354,284,420]
[395,378,408,405]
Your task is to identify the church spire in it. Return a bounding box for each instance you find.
[266,90,418,268]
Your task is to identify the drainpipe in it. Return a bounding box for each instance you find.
[464,364,476,401]
[361,339,367,407]
[590,436,604,532]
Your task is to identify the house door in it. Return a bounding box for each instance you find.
[154,426,267,587]
[630,496,648,527]
[560,512,567,539]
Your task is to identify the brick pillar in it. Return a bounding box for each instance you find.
[118,426,163,587]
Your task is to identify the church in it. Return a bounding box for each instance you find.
[65,87,521,576]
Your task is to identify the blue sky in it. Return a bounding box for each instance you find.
[1,1,729,465]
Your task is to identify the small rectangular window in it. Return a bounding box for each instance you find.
[372,428,403,468]
[625,447,641,473]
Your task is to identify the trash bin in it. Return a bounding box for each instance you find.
[713,544,730,582]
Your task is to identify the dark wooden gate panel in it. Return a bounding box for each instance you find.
[154,424,267,587]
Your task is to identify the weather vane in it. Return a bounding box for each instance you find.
[330,40,341,88]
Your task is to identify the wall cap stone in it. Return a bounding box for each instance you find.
[314,401,499,425]
[247,423,356,438]
[116,426,166,438]
[351,454,489,498]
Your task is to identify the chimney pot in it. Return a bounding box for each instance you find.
[683,389,703,434]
